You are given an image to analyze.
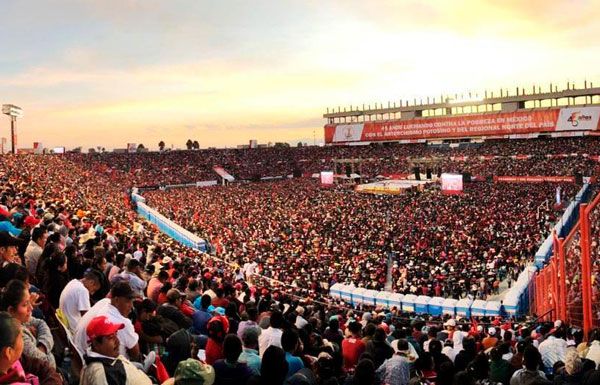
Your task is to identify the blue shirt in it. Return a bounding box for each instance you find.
[192,308,212,335]
[285,352,304,378]
[238,348,261,375]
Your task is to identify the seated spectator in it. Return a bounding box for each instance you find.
[59,269,103,334]
[0,232,22,266]
[24,226,46,278]
[248,345,288,385]
[206,315,230,365]
[147,270,168,303]
[510,346,550,385]
[365,328,394,369]
[163,358,215,385]
[489,346,513,385]
[258,310,284,357]
[239,326,261,375]
[157,289,193,330]
[0,279,56,368]
[281,329,304,378]
[0,312,62,385]
[213,334,253,385]
[342,321,366,371]
[74,282,141,362]
[80,315,152,385]
[115,259,147,298]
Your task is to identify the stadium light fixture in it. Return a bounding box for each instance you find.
[2,104,23,154]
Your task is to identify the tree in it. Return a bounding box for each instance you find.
[297,142,303,147]
[158,140,165,151]
[88,148,96,154]
[137,143,146,153]
[186,139,193,150]
[192,140,200,150]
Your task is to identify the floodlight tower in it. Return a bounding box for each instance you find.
[2,104,23,154]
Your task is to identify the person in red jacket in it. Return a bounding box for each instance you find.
[205,315,229,365]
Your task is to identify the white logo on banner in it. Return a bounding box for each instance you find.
[556,107,600,131]
[333,124,364,142]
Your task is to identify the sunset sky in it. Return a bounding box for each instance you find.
[1,0,600,150]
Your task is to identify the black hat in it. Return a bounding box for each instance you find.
[110,281,135,299]
[0,232,22,247]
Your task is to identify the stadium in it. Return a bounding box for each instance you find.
[1,81,599,385]
[2,2,600,384]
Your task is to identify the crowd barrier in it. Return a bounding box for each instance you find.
[131,192,208,252]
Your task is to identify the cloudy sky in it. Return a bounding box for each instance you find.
[1,0,600,150]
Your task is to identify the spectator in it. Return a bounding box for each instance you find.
[157,289,193,330]
[365,328,394,369]
[163,358,215,385]
[248,345,288,385]
[80,316,152,385]
[281,329,304,378]
[341,321,366,371]
[24,226,46,278]
[375,341,411,385]
[239,326,261,375]
[0,312,62,385]
[259,310,284,357]
[0,232,22,266]
[206,315,230,365]
[510,346,550,385]
[74,282,141,362]
[213,334,253,385]
[0,279,56,368]
[147,270,168,303]
[59,269,103,334]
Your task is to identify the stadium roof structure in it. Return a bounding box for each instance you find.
[323,82,600,144]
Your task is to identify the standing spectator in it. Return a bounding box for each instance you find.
[248,345,288,385]
[375,344,411,385]
[193,294,213,335]
[238,305,261,341]
[489,347,513,385]
[59,269,102,334]
[365,328,394,369]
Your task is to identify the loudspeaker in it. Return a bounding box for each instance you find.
[462,172,471,183]
[426,168,432,179]
[575,172,583,184]
[413,167,421,181]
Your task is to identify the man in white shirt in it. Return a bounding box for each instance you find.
[258,310,283,356]
[25,226,47,276]
[538,327,568,369]
[114,259,147,298]
[59,269,102,334]
[74,282,141,362]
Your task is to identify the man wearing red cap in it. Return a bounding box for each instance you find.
[80,316,152,385]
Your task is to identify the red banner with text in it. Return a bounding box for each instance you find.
[325,107,600,143]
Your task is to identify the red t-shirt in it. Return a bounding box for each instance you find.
[342,337,366,370]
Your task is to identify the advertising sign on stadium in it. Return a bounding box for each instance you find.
[493,176,576,183]
[320,171,334,186]
[324,107,600,143]
[441,173,463,195]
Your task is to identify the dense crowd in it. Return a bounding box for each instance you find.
[0,136,594,385]
[144,179,576,299]
[66,137,600,185]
